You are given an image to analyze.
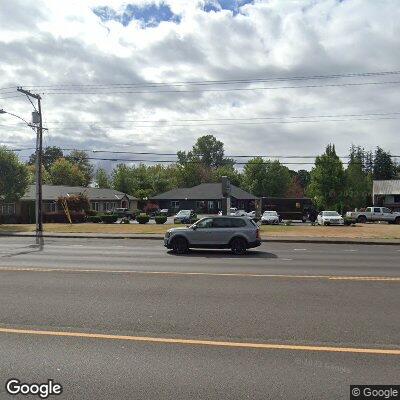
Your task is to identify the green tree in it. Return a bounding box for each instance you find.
[212,164,242,187]
[111,163,178,199]
[241,157,268,196]
[27,163,50,184]
[0,147,29,201]
[307,144,345,210]
[112,164,134,194]
[242,158,292,197]
[264,160,292,196]
[296,169,311,189]
[28,146,64,170]
[95,168,111,188]
[49,158,86,186]
[373,147,396,180]
[345,158,372,210]
[66,150,93,186]
[178,134,233,168]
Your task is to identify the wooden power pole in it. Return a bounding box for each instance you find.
[17,87,43,244]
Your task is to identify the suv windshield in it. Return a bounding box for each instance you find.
[176,210,190,216]
[263,211,277,216]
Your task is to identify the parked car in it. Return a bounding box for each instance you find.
[229,207,238,215]
[159,209,169,216]
[113,208,134,220]
[246,211,256,218]
[317,211,344,226]
[346,207,400,224]
[232,209,247,216]
[261,210,280,225]
[164,216,261,255]
[173,210,197,224]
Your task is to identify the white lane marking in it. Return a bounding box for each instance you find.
[282,258,293,261]
[293,248,307,251]
[344,249,358,252]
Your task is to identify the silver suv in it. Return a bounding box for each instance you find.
[164,216,261,255]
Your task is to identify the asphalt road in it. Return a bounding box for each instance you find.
[0,237,398,399]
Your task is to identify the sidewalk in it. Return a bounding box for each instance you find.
[1,231,399,245]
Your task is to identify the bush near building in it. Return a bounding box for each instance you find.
[136,213,150,224]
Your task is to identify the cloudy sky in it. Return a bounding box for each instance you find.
[0,0,399,170]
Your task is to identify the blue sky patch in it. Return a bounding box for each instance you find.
[203,0,254,15]
[93,3,181,27]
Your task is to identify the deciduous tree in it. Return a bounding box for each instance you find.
[0,147,29,201]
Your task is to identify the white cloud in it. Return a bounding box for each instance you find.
[0,0,399,170]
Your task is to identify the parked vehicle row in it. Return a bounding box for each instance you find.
[346,207,400,224]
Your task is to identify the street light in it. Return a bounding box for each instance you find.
[0,109,34,128]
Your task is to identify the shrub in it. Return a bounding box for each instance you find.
[43,211,86,223]
[284,220,292,226]
[120,217,130,224]
[87,215,102,223]
[155,215,167,224]
[100,214,118,224]
[86,210,98,217]
[132,209,141,218]
[344,216,355,226]
[0,214,20,224]
[136,213,150,224]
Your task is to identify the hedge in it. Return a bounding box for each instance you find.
[87,215,102,223]
[100,214,118,224]
[155,215,167,224]
[136,213,150,224]
[43,212,86,223]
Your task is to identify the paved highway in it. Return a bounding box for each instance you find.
[0,237,398,399]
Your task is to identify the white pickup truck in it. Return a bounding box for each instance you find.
[346,207,400,224]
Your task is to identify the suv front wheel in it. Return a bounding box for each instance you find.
[171,237,189,254]
[230,237,247,255]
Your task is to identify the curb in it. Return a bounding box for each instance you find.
[1,232,399,245]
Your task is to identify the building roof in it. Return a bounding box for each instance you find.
[373,180,400,195]
[151,183,258,200]
[21,185,138,201]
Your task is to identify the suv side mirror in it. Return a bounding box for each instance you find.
[192,225,198,230]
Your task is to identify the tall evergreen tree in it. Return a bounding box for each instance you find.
[307,144,345,210]
[373,147,396,180]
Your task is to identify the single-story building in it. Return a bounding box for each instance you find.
[373,180,400,211]
[151,183,258,213]
[0,185,138,223]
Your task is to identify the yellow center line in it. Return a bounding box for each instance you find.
[0,327,398,355]
[0,267,399,281]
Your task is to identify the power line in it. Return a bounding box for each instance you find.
[31,80,400,96]
[20,70,400,89]
[9,146,400,159]
[17,111,400,125]
[3,115,400,131]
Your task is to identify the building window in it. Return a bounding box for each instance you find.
[91,202,100,212]
[106,202,116,211]
[46,202,57,212]
[208,201,214,210]
[171,201,179,209]
[394,195,400,203]
[0,203,16,215]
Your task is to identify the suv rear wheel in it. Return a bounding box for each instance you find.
[171,237,189,254]
[395,217,400,225]
[230,237,247,255]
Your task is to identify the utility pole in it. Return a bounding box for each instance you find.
[17,87,43,245]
